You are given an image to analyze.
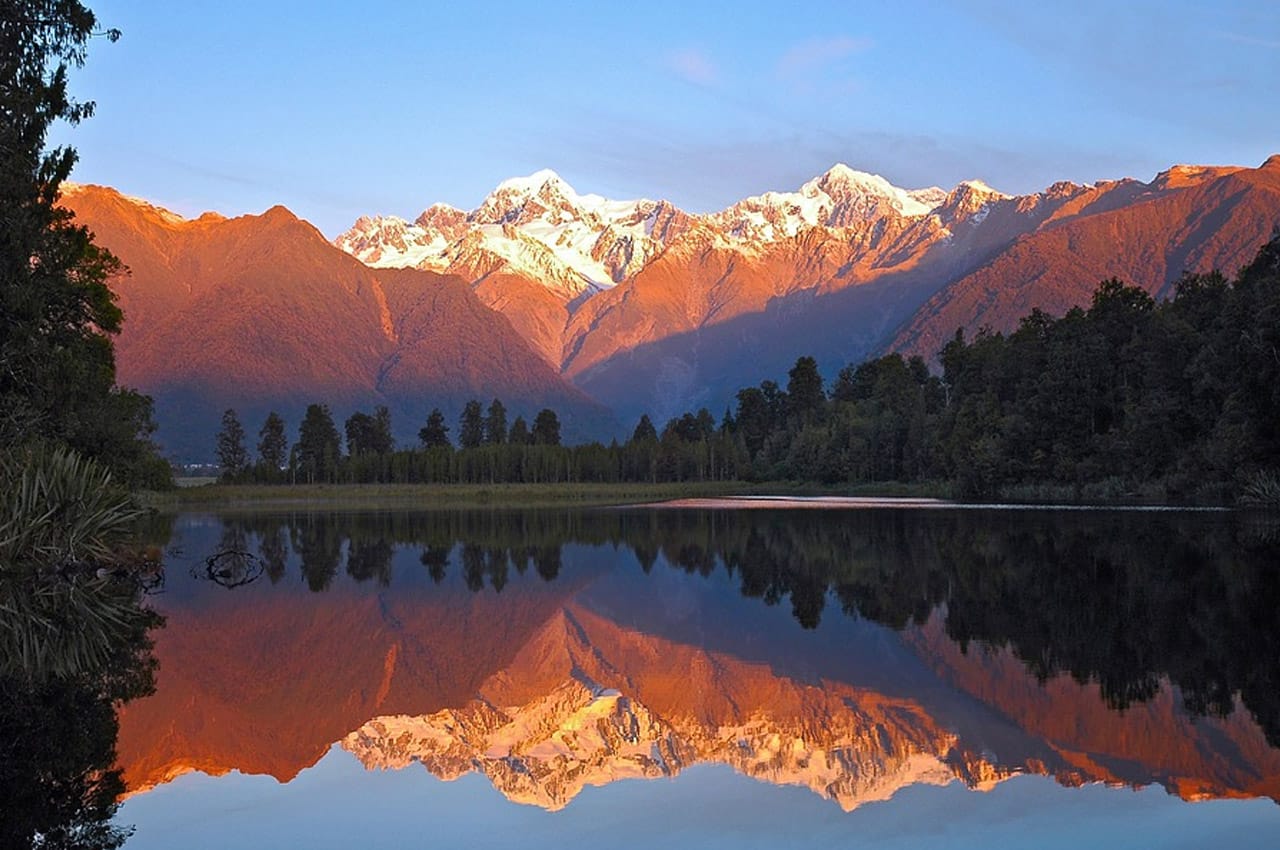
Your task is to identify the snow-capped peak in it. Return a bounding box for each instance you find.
[335,213,454,268]
[335,170,691,295]
[946,180,1009,207]
[707,164,939,242]
[955,179,1003,196]
[907,186,949,210]
[820,162,864,182]
[932,179,1011,226]
[493,168,567,195]
[473,169,590,226]
[808,163,904,198]
[334,164,1002,295]
[806,164,938,219]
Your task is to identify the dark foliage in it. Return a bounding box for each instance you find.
[418,408,451,449]
[0,1,169,488]
[215,409,247,480]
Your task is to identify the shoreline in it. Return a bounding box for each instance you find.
[138,480,1255,512]
[634,495,1232,512]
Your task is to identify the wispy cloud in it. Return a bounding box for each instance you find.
[1215,31,1280,49]
[663,48,719,87]
[527,106,1144,215]
[776,35,872,78]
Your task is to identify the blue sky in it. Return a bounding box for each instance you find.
[55,1,1280,235]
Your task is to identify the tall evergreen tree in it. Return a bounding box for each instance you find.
[418,408,451,449]
[734,387,771,458]
[215,409,248,479]
[532,409,561,446]
[296,404,340,483]
[786,356,825,424]
[344,412,374,456]
[257,411,287,469]
[632,414,658,443]
[373,405,393,454]
[345,406,393,456]
[508,415,530,445]
[484,399,508,445]
[459,400,484,449]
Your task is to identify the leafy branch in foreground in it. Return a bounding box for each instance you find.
[1241,470,1280,506]
[0,446,161,680]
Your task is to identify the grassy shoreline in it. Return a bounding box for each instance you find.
[141,480,954,511]
[137,477,1271,512]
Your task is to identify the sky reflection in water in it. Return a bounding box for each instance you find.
[115,507,1280,847]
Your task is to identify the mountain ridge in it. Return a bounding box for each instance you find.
[62,154,1280,457]
[60,184,610,460]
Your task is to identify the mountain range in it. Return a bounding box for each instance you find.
[62,155,1280,460]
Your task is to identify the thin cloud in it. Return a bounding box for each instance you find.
[776,36,872,78]
[664,48,719,86]
[526,106,1144,216]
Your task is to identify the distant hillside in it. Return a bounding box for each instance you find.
[62,185,610,461]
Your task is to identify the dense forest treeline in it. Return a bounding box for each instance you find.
[215,234,1280,502]
[185,507,1280,746]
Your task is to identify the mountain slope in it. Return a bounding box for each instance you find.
[892,158,1280,359]
[336,170,697,369]
[61,185,606,460]
[332,161,1275,425]
[565,159,1278,422]
[336,159,1280,427]
[69,156,1280,452]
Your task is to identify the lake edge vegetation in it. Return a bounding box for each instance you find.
[2,6,165,843]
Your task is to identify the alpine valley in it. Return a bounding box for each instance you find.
[62,156,1280,460]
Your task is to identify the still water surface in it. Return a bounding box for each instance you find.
[116,506,1280,847]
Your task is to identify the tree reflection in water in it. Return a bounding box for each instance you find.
[201,508,1280,748]
[0,636,157,850]
[0,450,163,849]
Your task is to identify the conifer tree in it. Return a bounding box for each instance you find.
[485,399,508,445]
[632,414,658,443]
[459,400,484,449]
[532,409,561,446]
[508,416,530,445]
[215,409,248,479]
[296,404,340,483]
[419,408,451,449]
[257,411,288,474]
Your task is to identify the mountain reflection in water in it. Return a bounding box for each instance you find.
[119,508,1280,816]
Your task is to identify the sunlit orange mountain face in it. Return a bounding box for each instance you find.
[61,156,1280,459]
[58,186,609,459]
[116,509,1280,813]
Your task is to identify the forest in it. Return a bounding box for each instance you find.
[217,233,1280,503]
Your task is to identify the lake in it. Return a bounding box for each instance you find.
[110,505,1280,847]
